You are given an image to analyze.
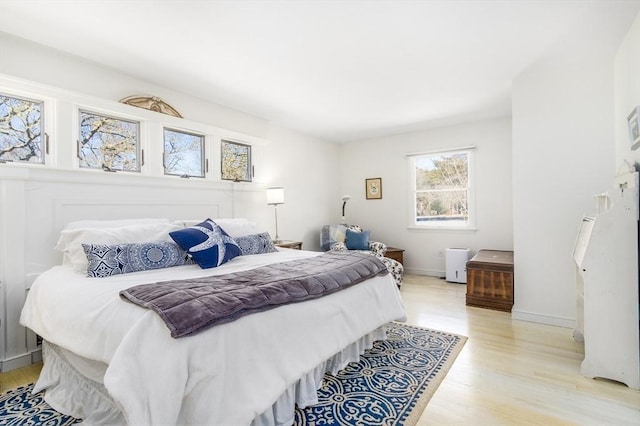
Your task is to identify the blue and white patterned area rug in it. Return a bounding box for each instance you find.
[294,323,466,425]
[0,383,80,425]
[0,323,466,426]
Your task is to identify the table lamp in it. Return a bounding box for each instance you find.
[266,187,285,243]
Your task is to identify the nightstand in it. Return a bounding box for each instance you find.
[274,240,303,250]
[385,247,404,265]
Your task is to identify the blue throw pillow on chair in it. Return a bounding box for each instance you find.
[345,229,370,250]
[169,219,241,268]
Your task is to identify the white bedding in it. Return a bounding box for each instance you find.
[20,249,406,425]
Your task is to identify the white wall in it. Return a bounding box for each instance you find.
[615,13,640,167]
[339,118,513,276]
[512,50,616,327]
[0,32,268,138]
[263,124,341,250]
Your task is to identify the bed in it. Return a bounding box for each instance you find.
[19,218,406,425]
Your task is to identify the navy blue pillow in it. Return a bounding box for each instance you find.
[345,229,370,250]
[169,219,241,268]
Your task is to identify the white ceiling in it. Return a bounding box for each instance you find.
[0,0,638,142]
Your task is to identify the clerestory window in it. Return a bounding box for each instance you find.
[163,127,206,178]
[0,93,46,164]
[78,110,141,172]
[221,140,252,182]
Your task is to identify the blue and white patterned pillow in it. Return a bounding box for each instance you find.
[234,232,277,255]
[169,218,241,268]
[83,241,192,278]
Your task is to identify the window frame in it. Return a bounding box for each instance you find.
[162,127,206,178]
[0,91,50,166]
[220,139,252,182]
[408,147,476,231]
[77,108,142,173]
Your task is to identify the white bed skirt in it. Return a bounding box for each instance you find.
[35,325,389,426]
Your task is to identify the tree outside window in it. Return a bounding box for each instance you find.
[0,94,44,164]
[412,150,472,227]
[78,110,140,172]
[163,128,205,178]
[221,140,251,182]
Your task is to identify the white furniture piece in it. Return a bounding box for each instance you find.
[446,248,471,284]
[573,168,639,389]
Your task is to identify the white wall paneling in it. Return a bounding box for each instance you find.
[0,166,269,370]
[0,172,28,370]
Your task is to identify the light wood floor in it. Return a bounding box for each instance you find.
[1,274,639,424]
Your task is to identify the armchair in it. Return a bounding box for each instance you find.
[320,224,403,288]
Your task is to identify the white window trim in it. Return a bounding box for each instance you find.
[162,126,206,178]
[407,146,477,231]
[76,107,143,173]
[0,87,55,167]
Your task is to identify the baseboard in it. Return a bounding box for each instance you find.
[404,267,444,278]
[511,309,575,329]
[0,349,42,372]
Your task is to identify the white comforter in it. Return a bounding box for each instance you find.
[20,249,406,425]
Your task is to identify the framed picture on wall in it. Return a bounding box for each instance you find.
[628,106,640,150]
[365,177,382,199]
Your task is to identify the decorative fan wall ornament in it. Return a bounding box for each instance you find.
[119,95,183,118]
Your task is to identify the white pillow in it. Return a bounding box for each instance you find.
[62,218,170,230]
[171,218,259,238]
[55,222,183,272]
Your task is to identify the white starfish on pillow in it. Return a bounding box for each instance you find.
[190,220,237,266]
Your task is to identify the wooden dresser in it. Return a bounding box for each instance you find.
[466,250,514,312]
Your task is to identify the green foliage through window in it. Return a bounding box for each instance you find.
[78,110,140,172]
[0,94,44,164]
[413,151,469,225]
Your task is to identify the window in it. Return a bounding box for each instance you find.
[78,110,141,172]
[410,148,474,228]
[163,128,205,178]
[0,93,45,164]
[221,140,252,182]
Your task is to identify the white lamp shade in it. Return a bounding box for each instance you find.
[266,187,285,205]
